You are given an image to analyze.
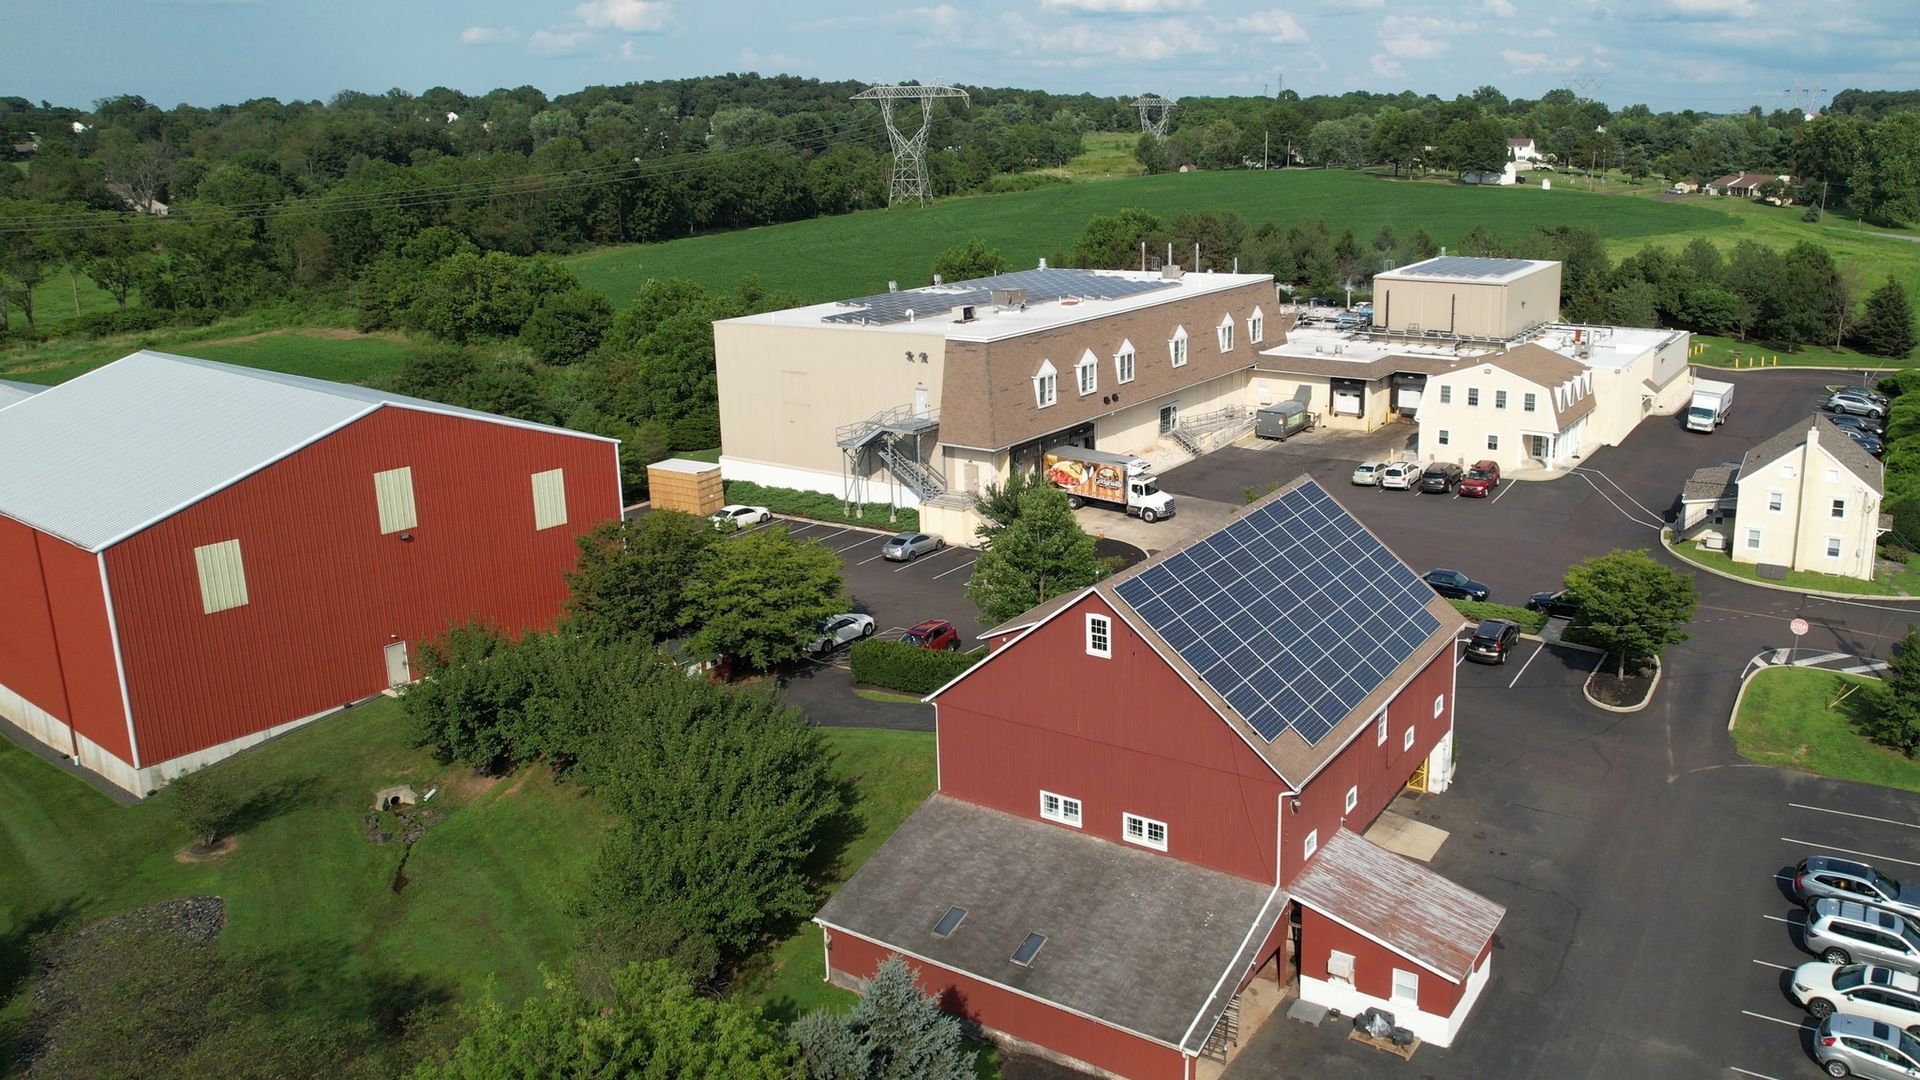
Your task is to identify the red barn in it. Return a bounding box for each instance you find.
[0,351,621,795]
[817,477,1505,1078]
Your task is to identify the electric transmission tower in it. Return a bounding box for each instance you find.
[852,83,970,206]
[1131,95,1177,137]
[1784,84,1828,120]
[1567,75,1603,102]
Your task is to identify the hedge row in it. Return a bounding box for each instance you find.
[1449,599,1546,634]
[722,480,920,532]
[849,639,983,695]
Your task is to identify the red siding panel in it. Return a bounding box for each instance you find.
[1300,905,1465,1014]
[0,515,69,719]
[104,407,620,763]
[826,927,1188,1080]
[937,596,1285,883]
[42,538,129,761]
[1278,645,1453,886]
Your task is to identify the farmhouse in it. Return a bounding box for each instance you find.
[1704,172,1797,200]
[1726,416,1886,581]
[0,351,621,795]
[1507,137,1540,163]
[817,478,1505,1078]
[1253,256,1693,472]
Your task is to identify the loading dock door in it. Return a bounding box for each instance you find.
[1395,386,1422,411]
[1332,389,1362,415]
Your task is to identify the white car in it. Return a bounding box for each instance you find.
[1351,461,1387,486]
[708,504,771,529]
[1793,961,1920,1031]
[809,613,876,656]
[1379,462,1419,490]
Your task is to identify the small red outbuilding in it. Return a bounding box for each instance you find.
[0,351,621,795]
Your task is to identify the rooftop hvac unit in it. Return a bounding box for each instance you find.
[990,287,1028,308]
[1161,265,1185,280]
[956,305,977,323]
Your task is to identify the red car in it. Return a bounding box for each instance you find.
[900,619,961,651]
[1458,460,1501,498]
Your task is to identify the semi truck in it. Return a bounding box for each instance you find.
[1044,446,1175,523]
[1686,379,1735,433]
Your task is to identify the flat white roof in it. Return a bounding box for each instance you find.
[1374,255,1558,286]
[719,267,1273,343]
[648,457,718,475]
[1258,321,1680,373]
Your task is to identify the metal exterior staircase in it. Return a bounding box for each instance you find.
[838,403,946,503]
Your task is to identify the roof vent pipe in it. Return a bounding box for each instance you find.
[1038,257,1048,269]
[933,274,942,286]
[888,280,898,293]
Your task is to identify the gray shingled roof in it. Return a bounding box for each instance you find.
[0,350,613,552]
[1682,464,1739,504]
[1738,414,1882,494]
[1291,830,1505,983]
[816,794,1283,1050]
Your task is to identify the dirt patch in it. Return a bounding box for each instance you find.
[172,835,241,863]
[501,772,531,798]
[1587,660,1657,708]
[445,770,503,801]
[192,326,376,349]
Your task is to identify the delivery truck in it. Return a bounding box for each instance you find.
[1044,446,1175,523]
[1686,379,1735,433]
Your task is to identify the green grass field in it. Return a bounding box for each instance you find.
[1032,131,1146,182]
[1689,334,1901,371]
[1732,667,1920,792]
[1666,535,1920,596]
[563,166,1920,310]
[16,270,120,332]
[1,325,433,387]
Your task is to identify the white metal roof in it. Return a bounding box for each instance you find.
[0,379,46,409]
[0,350,613,552]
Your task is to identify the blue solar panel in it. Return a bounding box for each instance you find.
[1111,480,1442,747]
[821,267,1180,326]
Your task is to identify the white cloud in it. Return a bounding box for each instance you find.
[1480,0,1517,14]
[1338,0,1385,8]
[1668,0,1756,15]
[458,26,520,45]
[1501,48,1550,73]
[908,4,966,39]
[529,29,596,54]
[1380,35,1448,59]
[619,40,647,60]
[1225,9,1309,43]
[571,0,673,33]
[1369,53,1404,77]
[740,47,806,69]
[1038,0,1204,11]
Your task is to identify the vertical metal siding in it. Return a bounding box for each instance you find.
[935,595,1285,883]
[0,515,70,721]
[104,407,620,765]
[828,929,1187,1080]
[36,530,129,760]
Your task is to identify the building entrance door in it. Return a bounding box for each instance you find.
[913,387,929,419]
[384,641,411,687]
[1526,434,1550,462]
[1159,403,1179,435]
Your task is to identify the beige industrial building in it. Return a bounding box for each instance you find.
[1253,256,1694,473]
[714,266,1277,539]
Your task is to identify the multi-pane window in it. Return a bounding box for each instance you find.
[1217,315,1235,353]
[1832,498,1847,519]
[1768,491,1784,512]
[1076,351,1098,396]
[1124,813,1169,851]
[1115,341,1136,384]
[1467,387,1481,407]
[1438,429,1451,446]
[1375,708,1388,745]
[1034,361,1058,408]
[1487,434,1500,451]
[1170,327,1189,367]
[1746,527,1763,550]
[1040,791,1083,827]
[1439,385,1453,404]
[1392,969,1420,1003]
[1523,392,1537,412]
[1827,536,1843,558]
[1495,390,1508,409]
[1249,309,1265,343]
[1086,614,1112,658]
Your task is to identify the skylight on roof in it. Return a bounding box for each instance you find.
[932,906,967,938]
[1011,932,1046,967]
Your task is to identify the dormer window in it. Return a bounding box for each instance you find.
[1075,349,1098,396]
[1115,340,1136,383]
[1216,313,1235,353]
[1170,326,1188,367]
[1034,360,1057,408]
[1249,307,1265,343]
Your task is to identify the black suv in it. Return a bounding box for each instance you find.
[1526,589,1580,619]
[1423,568,1490,601]
[1420,462,1464,493]
[1464,618,1520,664]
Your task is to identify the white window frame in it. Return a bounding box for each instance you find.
[1495,389,1508,410]
[1085,613,1112,658]
[1767,490,1784,513]
[1433,693,1445,718]
[1124,812,1168,852]
[1746,527,1763,550]
[1034,359,1058,408]
[1344,786,1358,814]
[1075,349,1098,397]
[1115,340,1136,384]
[1523,392,1537,412]
[1439,385,1453,405]
[1487,434,1500,451]
[1403,725,1417,751]
[1249,307,1265,343]
[1216,313,1235,353]
[1374,707,1388,746]
[1392,968,1420,1004]
[1169,326,1188,367]
[1832,498,1847,519]
[1040,790,1083,828]
[1303,828,1319,861]
[1438,429,1451,446]
[1826,535,1843,559]
[1467,387,1480,407]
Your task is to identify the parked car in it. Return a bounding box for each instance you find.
[882,532,945,562]
[1828,413,1885,436]
[1792,961,1920,1029]
[1464,619,1520,664]
[1423,568,1490,602]
[1527,589,1581,620]
[809,613,875,656]
[1830,389,1888,419]
[1850,430,1887,457]
[1840,384,1891,409]
[1806,898,1920,973]
[1420,462,1464,493]
[1815,1012,1920,1078]
[709,504,771,529]
[1351,461,1387,486]
[1458,460,1501,498]
[899,619,961,651]
[1379,462,1419,490]
[1796,856,1920,922]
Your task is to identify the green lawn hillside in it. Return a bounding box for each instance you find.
[563,166,1920,309]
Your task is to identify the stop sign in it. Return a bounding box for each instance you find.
[1790,618,1809,636]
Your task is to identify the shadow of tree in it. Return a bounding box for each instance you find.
[229,775,321,835]
[0,898,81,1004]
[1835,677,1905,754]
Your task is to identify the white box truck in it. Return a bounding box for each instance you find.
[1044,446,1175,523]
[1686,379,1735,433]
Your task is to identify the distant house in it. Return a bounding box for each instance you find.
[1705,172,1797,201]
[70,121,88,134]
[1725,416,1888,581]
[5,139,36,160]
[104,181,168,216]
[1507,137,1540,163]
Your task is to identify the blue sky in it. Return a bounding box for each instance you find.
[5,0,1916,113]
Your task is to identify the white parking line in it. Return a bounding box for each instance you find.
[1728,1066,1789,1080]
[1491,480,1517,505]
[895,546,962,573]
[1752,959,1795,971]
[1792,803,1920,831]
[1781,837,1920,869]
[932,559,976,581]
[1507,642,1545,688]
[838,537,883,554]
[813,527,852,543]
[1762,913,1803,925]
[858,551,892,565]
[1739,1010,1807,1029]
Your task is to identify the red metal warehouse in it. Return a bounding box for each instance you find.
[0,350,621,796]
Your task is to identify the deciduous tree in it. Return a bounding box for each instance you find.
[1562,549,1697,678]
[966,486,1103,624]
[562,512,713,645]
[684,528,845,671]
[930,238,1010,282]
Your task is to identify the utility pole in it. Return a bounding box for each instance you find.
[1263,130,1270,170]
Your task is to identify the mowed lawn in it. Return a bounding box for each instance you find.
[1,327,424,387]
[564,166,1920,309]
[1732,667,1920,793]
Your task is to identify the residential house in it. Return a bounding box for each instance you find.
[1730,415,1887,581]
[1677,463,1739,548]
[1704,172,1797,201]
[1507,137,1541,163]
[1416,345,1596,471]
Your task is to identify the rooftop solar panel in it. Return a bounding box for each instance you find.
[1112,480,1441,747]
[1393,256,1540,279]
[821,267,1181,326]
